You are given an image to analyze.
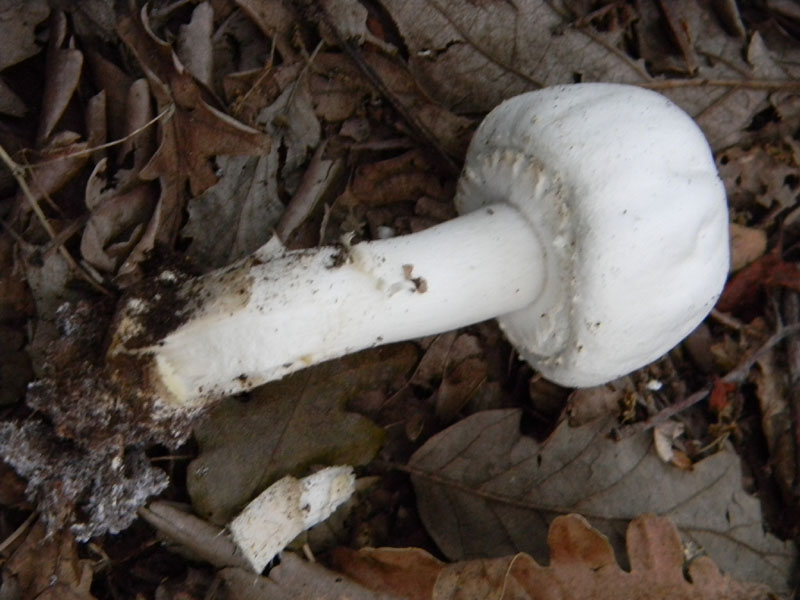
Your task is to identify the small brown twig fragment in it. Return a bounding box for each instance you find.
[613,322,800,440]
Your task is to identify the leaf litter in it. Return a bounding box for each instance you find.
[1,0,800,598]
[408,410,795,593]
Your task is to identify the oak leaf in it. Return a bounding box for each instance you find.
[117,8,272,197]
[333,515,776,600]
[408,410,796,593]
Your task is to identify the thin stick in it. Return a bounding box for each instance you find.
[19,105,172,168]
[0,144,112,296]
[614,322,800,439]
[0,512,37,555]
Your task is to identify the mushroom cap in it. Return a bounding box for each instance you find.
[455,83,729,387]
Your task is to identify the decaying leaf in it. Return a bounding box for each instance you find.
[38,11,84,143]
[377,0,647,114]
[217,552,397,600]
[409,410,796,593]
[182,154,284,268]
[1,522,96,600]
[729,224,768,272]
[753,349,798,510]
[333,514,776,600]
[377,0,786,150]
[188,345,417,524]
[717,252,800,314]
[0,0,50,71]
[718,143,800,210]
[117,7,272,196]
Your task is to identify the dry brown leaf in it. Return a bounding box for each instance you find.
[349,150,449,208]
[78,77,160,282]
[409,410,796,593]
[753,350,797,508]
[565,378,632,426]
[235,0,299,61]
[81,182,156,274]
[332,547,443,600]
[1,522,96,600]
[177,2,214,88]
[117,7,272,197]
[729,224,768,272]
[276,140,345,244]
[378,0,646,114]
[0,0,50,71]
[182,154,284,268]
[37,11,84,143]
[84,50,135,143]
[256,73,321,178]
[334,515,774,600]
[377,0,786,150]
[17,133,90,210]
[213,5,271,76]
[718,143,800,210]
[218,552,401,599]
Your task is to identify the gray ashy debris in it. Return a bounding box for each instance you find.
[0,421,168,540]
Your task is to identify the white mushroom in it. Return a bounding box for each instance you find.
[110,83,729,408]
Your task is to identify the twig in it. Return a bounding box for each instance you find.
[721,322,800,385]
[0,511,37,555]
[710,308,745,330]
[0,144,112,296]
[612,388,710,440]
[22,105,172,168]
[614,322,800,439]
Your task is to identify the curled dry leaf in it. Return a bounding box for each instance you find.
[753,349,798,511]
[38,11,84,144]
[333,514,776,600]
[408,410,796,593]
[117,7,272,196]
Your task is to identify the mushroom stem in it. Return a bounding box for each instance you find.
[118,203,544,407]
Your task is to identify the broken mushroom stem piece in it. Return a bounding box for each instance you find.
[109,83,729,409]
